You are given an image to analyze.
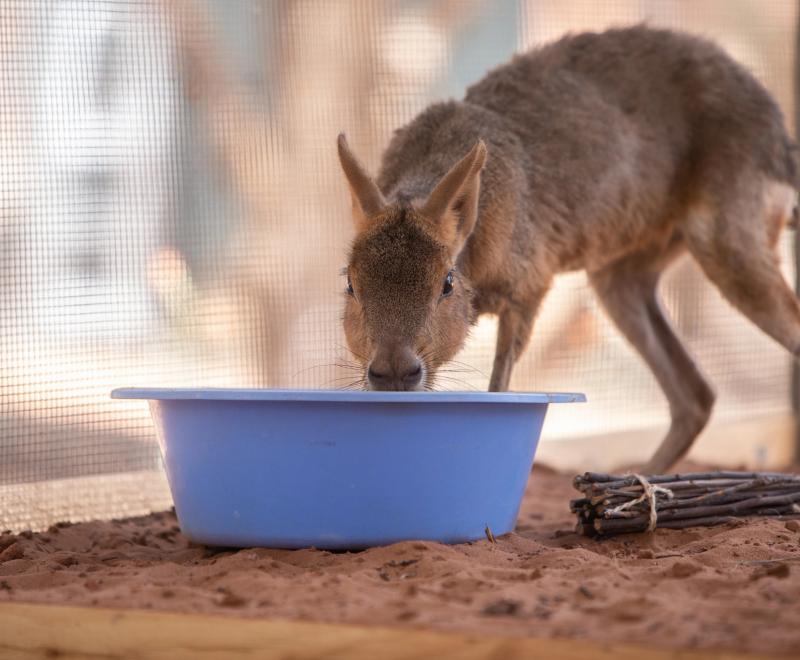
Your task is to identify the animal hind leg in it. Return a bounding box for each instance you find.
[683,182,800,357]
[589,240,716,473]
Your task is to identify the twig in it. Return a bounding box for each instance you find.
[572,470,800,537]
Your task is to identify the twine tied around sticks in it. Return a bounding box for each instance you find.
[606,474,675,531]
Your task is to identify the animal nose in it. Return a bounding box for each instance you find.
[367,352,423,391]
[404,361,422,383]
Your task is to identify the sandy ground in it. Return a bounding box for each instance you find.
[1,463,799,655]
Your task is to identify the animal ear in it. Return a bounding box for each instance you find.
[337,133,386,231]
[420,140,487,254]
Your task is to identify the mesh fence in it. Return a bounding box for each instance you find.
[0,0,797,530]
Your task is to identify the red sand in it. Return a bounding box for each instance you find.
[1,464,799,654]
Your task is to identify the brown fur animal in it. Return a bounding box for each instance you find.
[337,25,799,472]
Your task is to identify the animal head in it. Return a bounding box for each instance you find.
[337,134,486,390]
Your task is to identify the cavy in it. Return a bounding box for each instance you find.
[337,26,798,472]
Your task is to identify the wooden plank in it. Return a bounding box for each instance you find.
[0,602,785,660]
[3,413,793,534]
[0,470,171,534]
[538,413,796,473]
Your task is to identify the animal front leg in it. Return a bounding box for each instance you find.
[488,302,539,392]
[589,246,715,473]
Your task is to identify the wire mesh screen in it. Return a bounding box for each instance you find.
[1,0,797,530]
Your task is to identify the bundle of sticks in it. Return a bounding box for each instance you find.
[571,471,800,537]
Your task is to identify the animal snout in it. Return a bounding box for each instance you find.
[367,349,423,391]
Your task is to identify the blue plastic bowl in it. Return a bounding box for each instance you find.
[111,388,585,549]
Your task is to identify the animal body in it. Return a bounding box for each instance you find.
[336,25,799,472]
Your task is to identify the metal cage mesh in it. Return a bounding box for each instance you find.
[1,0,797,530]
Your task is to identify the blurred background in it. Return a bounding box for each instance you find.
[1,0,797,531]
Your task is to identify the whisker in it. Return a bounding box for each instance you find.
[428,378,478,391]
[335,378,367,391]
[326,375,368,384]
[335,343,370,364]
[290,363,339,379]
[332,363,364,371]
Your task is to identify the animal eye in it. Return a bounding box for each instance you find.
[346,274,354,296]
[442,270,455,298]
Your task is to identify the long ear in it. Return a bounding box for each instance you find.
[420,140,487,254]
[337,133,385,230]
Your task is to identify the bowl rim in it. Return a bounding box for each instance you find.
[111,388,586,404]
